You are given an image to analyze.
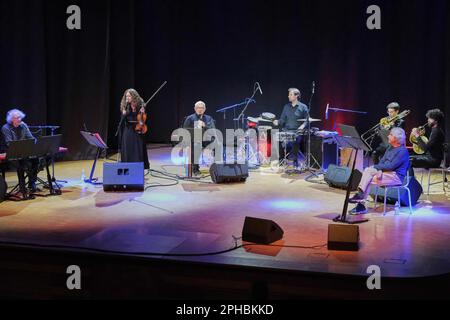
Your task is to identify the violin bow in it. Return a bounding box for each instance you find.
[143,81,168,107]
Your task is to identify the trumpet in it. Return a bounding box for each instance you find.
[362,109,411,142]
[409,122,429,155]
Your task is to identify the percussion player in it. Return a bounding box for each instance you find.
[274,88,308,168]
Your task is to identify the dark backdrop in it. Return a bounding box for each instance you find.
[0,0,449,159]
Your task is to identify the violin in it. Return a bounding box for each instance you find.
[135,105,148,134]
[134,81,167,135]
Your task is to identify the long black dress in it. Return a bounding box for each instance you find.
[119,110,150,169]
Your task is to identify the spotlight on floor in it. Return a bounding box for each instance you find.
[242,216,284,245]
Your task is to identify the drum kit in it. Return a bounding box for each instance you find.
[246,112,277,129]
[243,113,277,166]
[243,112,326,171]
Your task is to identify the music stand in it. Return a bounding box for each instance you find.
[33,135,62,156]
[332,125,372,224]
[81,131,108,184]
[6,139,38,200]
[32,135,63,196]
[6,139,36,161]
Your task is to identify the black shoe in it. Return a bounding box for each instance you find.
[349,192,365,203]
[348,203,368,215]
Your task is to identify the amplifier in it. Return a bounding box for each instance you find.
[103,162,145,192]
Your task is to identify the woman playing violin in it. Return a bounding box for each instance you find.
[119,89,150,169]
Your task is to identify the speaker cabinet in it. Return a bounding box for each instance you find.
[324,164,362,191]
[103,162,145,192]
[328,224,359,251]
[210,163,249,184]
[242,217,284,244]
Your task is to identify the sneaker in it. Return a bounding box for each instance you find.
[349,192,365,203]
[348,203,368,215]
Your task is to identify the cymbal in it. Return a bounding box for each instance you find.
[297,118,322,122]
[247,117,275,123]
[247,117,260,123]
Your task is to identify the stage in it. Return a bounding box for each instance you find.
[0,145,449,299]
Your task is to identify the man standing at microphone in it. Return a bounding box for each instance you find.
[183,101,216,175]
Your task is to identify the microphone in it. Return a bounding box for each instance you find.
[312,81,315,94]
[256,82,263,95]
[325,104,329,120]
[196,114,204,129]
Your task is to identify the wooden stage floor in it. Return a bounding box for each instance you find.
[0,145,449,298]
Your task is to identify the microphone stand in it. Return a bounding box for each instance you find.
[29,125,67,187]
[234,83,261,166]
[234,83,260,130]
[49,126,68,186]
[115,107,128,162]
[216,98,256,122]
[304,83,320,177]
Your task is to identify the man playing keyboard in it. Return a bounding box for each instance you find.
[1,109,39,192]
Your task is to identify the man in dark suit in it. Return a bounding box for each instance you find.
[183,101,216,175]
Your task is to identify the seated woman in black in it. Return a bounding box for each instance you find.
[410,108,445,169]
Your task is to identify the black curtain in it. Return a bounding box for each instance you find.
[1,0,449,160]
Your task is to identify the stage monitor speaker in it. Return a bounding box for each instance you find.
[242,216,284,244]
[369,176,423,206]
[210,163,248,184]
[328,224,359,251]
[324,164,362,191]
[0,175,6,202]
[103,162,145,192]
